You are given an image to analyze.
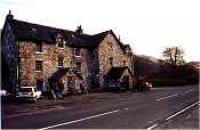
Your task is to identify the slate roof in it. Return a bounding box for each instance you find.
[123,44,131,50]
[107,66,133,80]
[6,16,130,50]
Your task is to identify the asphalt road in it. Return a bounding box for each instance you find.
[2,85,199,129]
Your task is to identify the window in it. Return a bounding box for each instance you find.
[56,34,64,48]
[57,38,64,48]
[108,42,113,50]
[75,62,81,72]
[58,56,64,67]
[74,48,81,57]
[123,60,126,66]
[109,57,113,66]
[36,43,42,52]
[35,60,43,71]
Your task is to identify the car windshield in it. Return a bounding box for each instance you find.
[20,88,32,92]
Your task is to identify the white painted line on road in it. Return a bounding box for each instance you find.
[146,101,199,130]
[38,109,119,130]
[146,123,158,130]
[156,93,179,101]
[184,89,195,94]
[123,107,129,111]
[166,101,199,121]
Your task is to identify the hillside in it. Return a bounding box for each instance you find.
[134,55,199,86]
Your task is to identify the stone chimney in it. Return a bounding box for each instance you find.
[118,35,121,41]
[6,10,14,20]
[76,25,83,34]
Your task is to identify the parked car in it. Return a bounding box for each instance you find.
[133,77,152,92]
[0,90,7,97]
[16,87,41,101]
[145,82,152,91]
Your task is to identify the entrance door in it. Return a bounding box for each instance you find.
[67,76,75,95]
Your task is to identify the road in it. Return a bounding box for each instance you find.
[2,85,199,129]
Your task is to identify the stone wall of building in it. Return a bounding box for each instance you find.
[97,33,130,88]
[42,43,73,81]
[19,41,39,86]
[19,41,89,92]
[125,51,134,74]
[18,34,133,91]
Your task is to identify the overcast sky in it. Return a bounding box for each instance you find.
[0,0,199,62]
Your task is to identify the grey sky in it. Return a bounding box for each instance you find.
[0,0,199,61]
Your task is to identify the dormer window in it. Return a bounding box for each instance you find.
[57,38,64,48]
[56,33,65,48]
[75,62,81,72]
[74,48,81,57]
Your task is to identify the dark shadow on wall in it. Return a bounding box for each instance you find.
[88,49,100,91]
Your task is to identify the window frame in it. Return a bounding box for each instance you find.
[109,57,113,66]
[56,34,65,48]
[58,56,64,67]
[75,62,81,72]
[35,42,43,53]
[74,48,81,57]
[35,60,43,72]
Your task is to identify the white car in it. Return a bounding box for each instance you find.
[145,82,152,91]
[16,87,41,101]
[0,90,7,97]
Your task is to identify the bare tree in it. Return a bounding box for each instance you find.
[162,46,185,65]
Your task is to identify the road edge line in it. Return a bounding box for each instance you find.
[146,101,199,130]
[37,109,119,130]
[166,101,199,121]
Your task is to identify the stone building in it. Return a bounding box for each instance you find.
[1,12,134,96]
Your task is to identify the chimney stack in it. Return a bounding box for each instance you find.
[118,35,121,41]
[76,25,83,34]
[6,10,14,20]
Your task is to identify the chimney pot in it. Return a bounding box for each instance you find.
[6,10,14,20]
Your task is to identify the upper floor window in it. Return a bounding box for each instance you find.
[109,57,113,66]
[36,43,42,52]
[108,42,113,50]
[75,62,81,72]
[35,60,43,71]
[123,60,126,66]
[58,56,64,67]
[74,48,81,57]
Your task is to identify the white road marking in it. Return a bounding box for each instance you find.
[156,93,179,101]
[146,101,199,130]
[146,123,158,130]
[38,109,119,130]
[157,88,197,101]
[123,107,129,111]
[184,89,195,93]
[166,101,199,121]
